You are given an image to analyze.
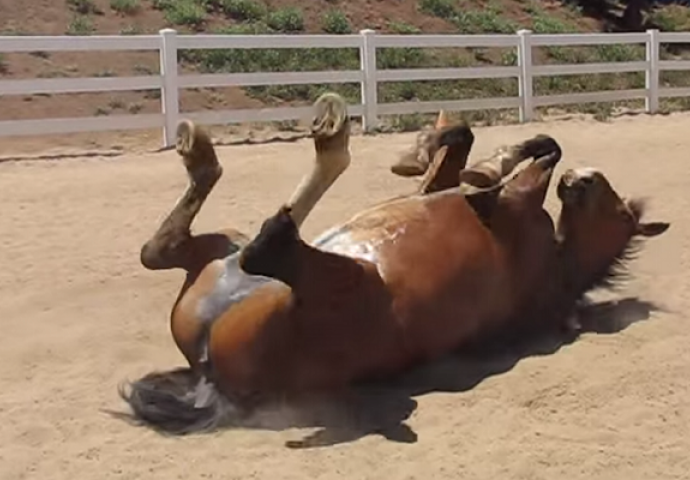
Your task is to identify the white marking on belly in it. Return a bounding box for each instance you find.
[195,224,409,325]
[195,252,275,325]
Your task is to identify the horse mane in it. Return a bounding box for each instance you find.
[588,236,643,291]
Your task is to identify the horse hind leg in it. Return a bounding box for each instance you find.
[140,121,224,271]
[417,121,475,194]
[284,92,352,228]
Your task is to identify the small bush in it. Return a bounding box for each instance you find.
[378,23,428,70]
[220,0,266,22]
[454,9,518,34]
[164,0,206,28]
[267,7,304,32]
[322,10,351,34]
[594,44,643,63]
[110,0,140,15]
[67,15,94,35]
[418,0,456,18]
[378,47,428,69]
[0,54,8,74]
[531,14,576,34]
[648,5,690,32]
[151,0,173,9]
[387,21,420,34]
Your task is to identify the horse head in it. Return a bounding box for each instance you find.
[556,167,670,294]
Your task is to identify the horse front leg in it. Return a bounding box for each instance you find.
[458,134,562,190]
[140,120,229,272]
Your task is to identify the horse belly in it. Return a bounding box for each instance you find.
[377,209,510,360]
[172,253,278,370]
[208,282,401,400]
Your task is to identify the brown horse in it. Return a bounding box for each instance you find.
[121,94,669,436]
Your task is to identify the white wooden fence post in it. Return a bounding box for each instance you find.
[359,29,378,132]
[517,29,534,123]
[159,28,180,148]
[646,28,660,114]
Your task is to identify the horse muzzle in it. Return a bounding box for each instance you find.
[557,169,591,206]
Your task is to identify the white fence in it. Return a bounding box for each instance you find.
[1,28,690,147]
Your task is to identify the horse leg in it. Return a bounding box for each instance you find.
[458,134,562,189]
[284,92,352,228]
[393,121,475,193]
[416,122,475,194]
[140,120,248,273]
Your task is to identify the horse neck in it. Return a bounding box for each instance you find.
[485,199,567,318]
[555,209,636,301]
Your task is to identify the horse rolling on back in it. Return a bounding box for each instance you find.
[120,92,669,436]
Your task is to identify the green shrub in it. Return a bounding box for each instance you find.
[648,5,690,32]
[454,9,518,34]
[151,0,173,9]
[164,0,206,27]
[418,0,456,18]
[67,15,94,35]
[110,0,140,15]
[220,0,266,21]
[267,7,304,32]
[387,21,420,34]
[322,10,351,34]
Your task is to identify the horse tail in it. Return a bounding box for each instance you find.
[118,367,241,435]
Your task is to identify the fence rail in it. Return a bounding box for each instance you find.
[1,28,689,147]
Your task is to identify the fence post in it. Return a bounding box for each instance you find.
[517,29,533,123]
[359,29,378,132]
[159,28,180,148]
[646,28,660,114]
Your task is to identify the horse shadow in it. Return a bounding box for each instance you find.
[245,296,664,449]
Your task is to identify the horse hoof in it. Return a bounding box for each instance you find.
[175,120,223,187]
[391,159,429,177]
[520,135,562,163]
[311,92,349,139]
[176,120,196,156]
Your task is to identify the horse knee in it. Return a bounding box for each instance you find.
[140,241,169,270]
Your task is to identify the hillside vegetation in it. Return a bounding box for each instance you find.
[1,0,690,134]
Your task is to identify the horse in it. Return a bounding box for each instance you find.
[135,91,525,371]
[120,93,669,436]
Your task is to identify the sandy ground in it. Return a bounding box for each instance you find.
[1,112,689,480]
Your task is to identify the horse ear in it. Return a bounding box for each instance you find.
[435,110,449,129]
[636,221,670,237]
